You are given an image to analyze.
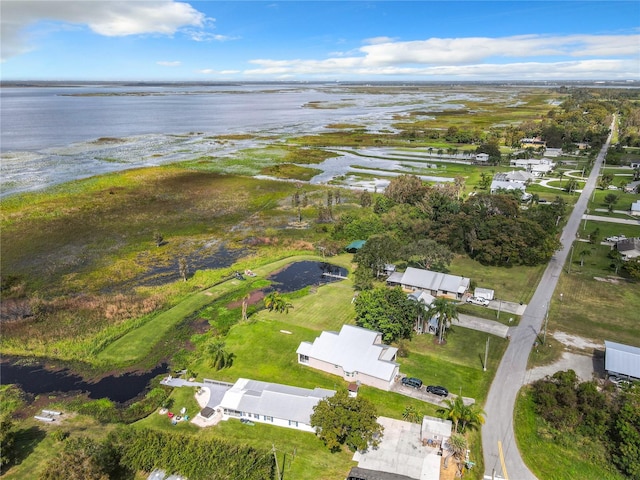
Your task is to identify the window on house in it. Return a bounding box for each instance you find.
[288,420,298,427]
[299,354,309,363]
[264,415,273,422]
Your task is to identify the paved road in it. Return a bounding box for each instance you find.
[481,120,614,480]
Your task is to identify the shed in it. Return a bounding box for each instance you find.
[345,240,366,253]
[474,288,495,301]
[605,340,640,380]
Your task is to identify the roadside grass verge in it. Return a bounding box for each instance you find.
[449,256,545,304]
[515,387,626,480]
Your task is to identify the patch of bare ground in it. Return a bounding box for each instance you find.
[226,290,266,309]
[593,275,624,284]
[552,331,603,352]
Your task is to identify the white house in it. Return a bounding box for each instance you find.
[408,290,438,334]
[387,267,470,299]
[474,153,489,163]
[490,179,526,194]
[296,325,400,391]
[217,378,335,432]
[494,171,533,183]
[509,158,555,176]
[630,200,640,216]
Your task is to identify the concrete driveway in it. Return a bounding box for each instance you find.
[391,381,476,406]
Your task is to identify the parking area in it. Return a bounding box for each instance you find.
[390,380,475,406]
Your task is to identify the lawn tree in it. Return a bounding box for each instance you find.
[353,286,415,343]
[437,396,464,433]
[310,389,383,453]
[402,405,422,424]
[445,433,468,476]
[623,257,640,279]
[263,291,293,314]
[589,226,601,245]
[206,340,235,370]
[402,239,454,272]
[479,172,492,190]
[354,233,400,278]
[579,247,592,267]
[426,297,459,344]
[0,414,16,469]
[612,387,640,478]
[40,436,119,480]
[384,174,428,205]
[603,193,619,212]
[459,402,486,434]
[598,173,614,190]
[609,250,625,275]
[564,178,579,194]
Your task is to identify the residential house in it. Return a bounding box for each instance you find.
[387,267,470,300]
[217,378,335,432]
[296,325,400,391]
[616,237,640,260]
[490,180,526,195]
[605,341,640,381]
[509,158,555,176]
[520,137,546,149]
[494,170,534,184]
[474,153,489,163]
[408,290,438,334]
[624,181,640,194]
[630,199,640,215]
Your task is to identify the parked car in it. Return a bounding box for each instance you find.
[606,235,626,242]
[466,296,490,306]
[426,385,449,397]
[401,377,423,389]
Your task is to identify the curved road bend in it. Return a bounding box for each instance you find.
[482,119,614,480]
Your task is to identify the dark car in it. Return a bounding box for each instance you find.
[426,385,448,397]
[401,377,423,389]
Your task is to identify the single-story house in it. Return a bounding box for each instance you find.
[346,240,366,253]
[509,158,555,176]
[624,181,640,194]
[493,171,534,183]
[474,153,489,163]
[217,378,335,432]
[630,200,640,216]
[474,287,495,301]
[387,267,470,300]
[408,290,438,334]
[296,325,400,391]
[520,137,546,149]
[605,341,640,381]
[490,179,526,194]
[616,237,640,260]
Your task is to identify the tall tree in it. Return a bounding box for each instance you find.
[402,239,454,272]
[354,286,415,342]
[263,291,293,314]
[354,233,400,278]
[437,396,464,433]
[459,402,486,434]
[604,193,619,212]
[310,389,383,453]
[427,297,459,344]
[206,340,235,370]
[579,248,592,267]
[402,405,422,424]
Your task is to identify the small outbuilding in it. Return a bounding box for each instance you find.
[474,287,495,301]
[605,340,640,381]
[345,240,366,253]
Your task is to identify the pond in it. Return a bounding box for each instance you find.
[0,361,167,404]
[266,261,348,293]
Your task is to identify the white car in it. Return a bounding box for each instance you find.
[466,296,490,306]
[606,235,626,243]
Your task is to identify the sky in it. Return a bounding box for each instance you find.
[1,1,639,81]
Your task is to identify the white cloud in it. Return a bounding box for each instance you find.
[197,69,241,75]
[157,61,181,67]
[242,34,639,80]
[186,30,239,42]
[1,0,207,61]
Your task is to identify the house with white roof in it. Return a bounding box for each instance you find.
[509,158,555,176]
[605,341,640,381]
[296,325,400,391]
[217,378,335,432]
[387,267,470,300]
[630,199,640,216]
[408,290,438,334]
[490,179,526,194]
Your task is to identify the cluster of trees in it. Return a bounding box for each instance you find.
[530,370,640,478]
[310,389,383,453]
[39,427,275,480]
[336,174,563,283]
[353,285,459,344]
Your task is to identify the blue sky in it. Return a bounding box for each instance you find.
[1,1,639,81]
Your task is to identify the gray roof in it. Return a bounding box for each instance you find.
[347,467,417,480]
[617,238,640,252]
[421,415,452,438]
[631,199,640,211]
[297,325,399,382]
[605,341,640,379]
[219,378,335,424]
[490,180,526,191]
[399,267,470,294]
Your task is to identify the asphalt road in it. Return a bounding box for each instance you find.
[481,121,614,480]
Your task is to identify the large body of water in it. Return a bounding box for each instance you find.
[0,83,475,196]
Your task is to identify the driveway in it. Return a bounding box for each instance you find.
[582,214,640,226]
[457,314,509,338]
[391,381,476,407]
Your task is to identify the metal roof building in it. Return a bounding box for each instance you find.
[605,340,640,380]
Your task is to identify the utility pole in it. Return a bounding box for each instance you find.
[273,445,282,480]
[542,302,550,345]
[484,337,490,371]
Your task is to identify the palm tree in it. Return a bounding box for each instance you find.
[437,396,464,433]
[579,248,592,267]
[206,340,235,370]
[459,402,485,434]
[445,433,468,475]
[264,291,293,314]
[427,297,459,344]
[402,405,421,424]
